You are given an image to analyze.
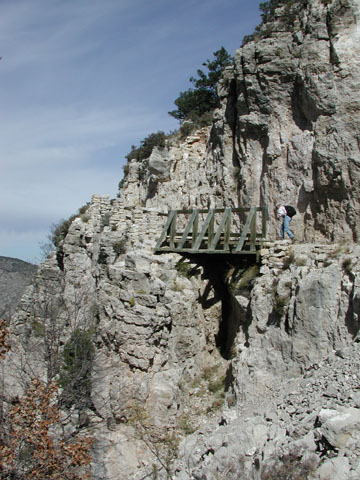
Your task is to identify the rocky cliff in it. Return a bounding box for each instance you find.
[2,0,360,479]
[0,256,37,318]
[121,0,360,244]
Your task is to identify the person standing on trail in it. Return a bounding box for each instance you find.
[276,203,294,241]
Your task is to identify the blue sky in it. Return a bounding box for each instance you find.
[0,0,263,263]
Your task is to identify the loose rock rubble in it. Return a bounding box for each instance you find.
[174,343,360,480]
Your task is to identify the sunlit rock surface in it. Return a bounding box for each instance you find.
[3,0,360,478]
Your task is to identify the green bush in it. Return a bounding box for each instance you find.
[208,376,225,394]
[226,264,260,293]
[101,212,111,228]
[175,258,200,278]
[59,328,95,408]
[179,121,196,139]
[169,47,233,122]
[125,131,166,162]
[50,203,89,248]
[242,0,307,46]
[175,259,193,278]
[259,0,298,21]
[169,88,216,122]
[179,112,214,138]
[113,238,127,256]
[78,203,89,215]
[51,215,77,248]
[178,413,197,435]
[274,294,288,316]
[30,319,45,337]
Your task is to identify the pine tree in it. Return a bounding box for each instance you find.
[169,47,233,122]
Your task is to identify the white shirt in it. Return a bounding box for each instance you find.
[277,205,287,219]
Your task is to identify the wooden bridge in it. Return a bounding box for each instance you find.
[155,207,268,255]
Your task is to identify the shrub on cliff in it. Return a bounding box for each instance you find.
[43,203,90,254]
[242,0,309,45]
[0,322,93,480]
[59,328,95,408]
[125,130,166,162]
[168,47,233,122]
[259,0,304,21]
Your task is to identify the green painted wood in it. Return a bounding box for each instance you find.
[262,206,268,238]
[209,207,232,251]
[193,209,215,250]
[208,212,214,249]
[224,208,231,251]
[169,211,177,248]
[155,247,257,255]
[250,209,257,251]
[155,210,176,249]
[177,209,199,249]
[235,207,256,252]
[155,206,267,256]
[192,211,199,247]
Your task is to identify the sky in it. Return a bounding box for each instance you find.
[0,0,263,263]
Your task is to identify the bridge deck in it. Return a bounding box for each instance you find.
[155,207,268,255]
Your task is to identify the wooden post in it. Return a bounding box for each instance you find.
[169,211,177,248]
[192,210,199,247]
[155,205,267,255]
[262,206,268,240]
[235,207,256,252]
[208,211,214,250]
[250,209,257,251]
[177,209,198,249]
[209,208,231,251]
[155,210,176,250]
[223,208,231,251]
[193,209,215,251]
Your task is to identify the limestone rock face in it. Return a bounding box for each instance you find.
[5,196,360,479]
[4,196,227,479]
[229,0,360,243]
[0,256,37,318]
[3,1,360,479]
[121,0,360,244]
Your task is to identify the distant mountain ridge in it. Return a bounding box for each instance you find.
[0,256,37,318]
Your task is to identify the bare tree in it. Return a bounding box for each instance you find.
[0,319,94,479]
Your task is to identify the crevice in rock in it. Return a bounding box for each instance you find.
[216,286,233,359]
[164,320,172,335]
[180,253,257,360]
[326,9,340,67]
[146,177,158,200]
[316,433,338,458]
[56,246,64,271]
[344,280,360,338]
[224,77,238,134]
[224,361,234,392]
[240,56,251,116]
[291,76,314,131]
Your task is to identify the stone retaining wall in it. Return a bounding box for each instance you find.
[260,241,360,274]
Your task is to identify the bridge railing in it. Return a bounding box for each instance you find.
[155,207,268,254]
